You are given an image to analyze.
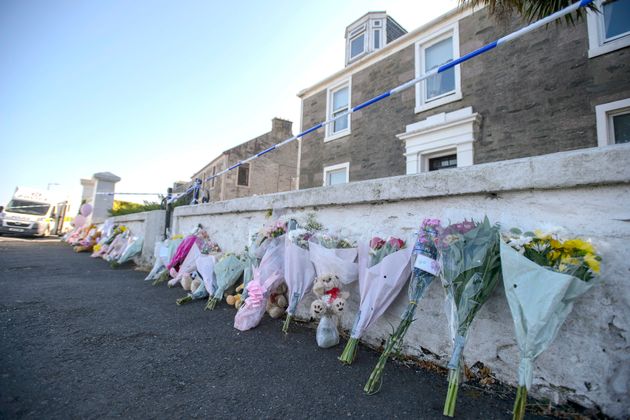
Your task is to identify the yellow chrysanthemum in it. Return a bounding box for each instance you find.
[584,254,601,273]
[93,244,102,252]
[560,256,580,266]
[534,229,551,240]
[120,226,128,232]
[549,250,561,261]
[562,239,595,254]
[550,239,562,249]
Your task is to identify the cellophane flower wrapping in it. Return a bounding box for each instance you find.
[500,229,600,420]
[145,241,166,281]
[309,232,358,284]
[282,229,316,332]
[117,236,144,264]
[439,217,502,417]
[234,236,286,331]
[239,221,287,303]
[167,235,198,271]
[339,236,412,364]
[195,254,217,298]
[364,219,441,394]
[208,254,246,303]
[147,237,184,282]
[167,243,202,288]
[103,230,129,261]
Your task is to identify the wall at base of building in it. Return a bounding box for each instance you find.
[172,144,630,419]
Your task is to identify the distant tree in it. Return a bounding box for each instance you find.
[459,0,598,24]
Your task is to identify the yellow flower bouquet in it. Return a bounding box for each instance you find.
[501,228,601,420]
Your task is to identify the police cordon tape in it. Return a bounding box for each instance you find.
[92,0,595,206]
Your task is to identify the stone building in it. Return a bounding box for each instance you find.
[189,118,297,202]
[296,2,630,189]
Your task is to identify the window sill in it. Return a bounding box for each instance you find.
[588,36,630,58]
[324,130,351,143]
[415,91,463,115]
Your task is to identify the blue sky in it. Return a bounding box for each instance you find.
[0,0,457,205]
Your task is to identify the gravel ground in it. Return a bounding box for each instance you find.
[0,237,541,419]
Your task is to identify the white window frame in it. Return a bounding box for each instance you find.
[414,23,462,114]
[586,0,630,58]
[372,20,384,50]
[347,24,368,63]
[596,98,630,146]
[325,77,352,142]
[424,148,458,173]
[323,162,350,186]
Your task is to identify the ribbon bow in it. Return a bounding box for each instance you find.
[324,287,341,301]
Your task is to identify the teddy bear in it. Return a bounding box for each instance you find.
[310,273,349,318]
[226,284,245,309]
[189,276,201,294]
[180,272,193,291]
[266,282,288,319]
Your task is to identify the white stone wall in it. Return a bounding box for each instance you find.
[171,145,630,418]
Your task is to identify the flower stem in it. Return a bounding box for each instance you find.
[176,295,192,306]
[282,314,292,334]
[512,385,528,420]
[364,317,412,394]
[205,297,218,311]
[338,337,359,365]
[443,365,460,417]
[152,270,170,286]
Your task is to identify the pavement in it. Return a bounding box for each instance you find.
[0,237,541,419]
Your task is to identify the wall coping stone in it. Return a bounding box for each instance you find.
[174,144,630,218]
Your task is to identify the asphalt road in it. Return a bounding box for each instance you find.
[0,237,539,419]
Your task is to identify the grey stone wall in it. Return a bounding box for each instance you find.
[299,9,630,189]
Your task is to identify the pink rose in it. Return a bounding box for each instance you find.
[370,237,385,250]
[387,237,405,250]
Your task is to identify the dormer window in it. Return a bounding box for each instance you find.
[349,25,367,60]
[345,13,406,66]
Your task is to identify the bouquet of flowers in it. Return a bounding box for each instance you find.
[308,232,358,348]
[309,232,358,284]
[440,217,502,417]
[148,235,184,284]
[91,225,126,258]
[103,228,130,262]
[501,228,600,420]
[111,236,144,268]
[167,242,203,288]
[338,236,413,364]
[234,235,286,331]
[177,253,218,305]
[364,219,441,394]
[73,226,101,252]
[205,253,247,310]
[167,235,199,272]
[282,228,316,333]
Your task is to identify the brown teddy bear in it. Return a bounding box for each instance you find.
[310,273,349,318]
[226,284,245,309]
[266,282,288,319]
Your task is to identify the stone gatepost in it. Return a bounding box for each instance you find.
[84,172,121,223]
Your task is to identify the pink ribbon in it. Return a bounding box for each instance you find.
[246,280,265,308]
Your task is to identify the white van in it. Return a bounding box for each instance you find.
[0,187,70,237]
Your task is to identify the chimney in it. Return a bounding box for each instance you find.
[271,117,293,135]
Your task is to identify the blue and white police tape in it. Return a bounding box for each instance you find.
[179,0,595,201]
